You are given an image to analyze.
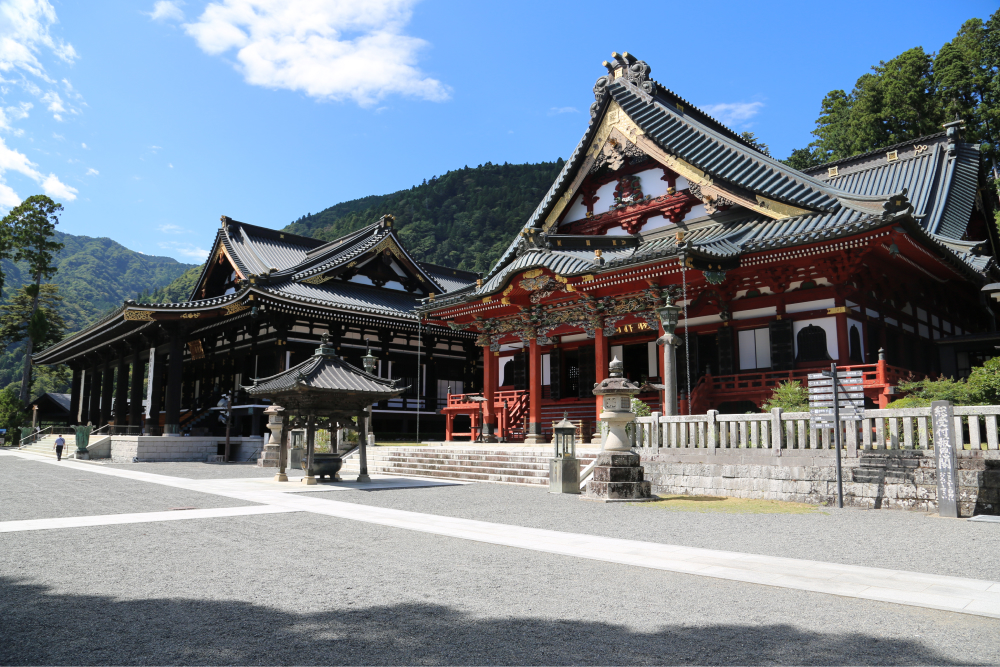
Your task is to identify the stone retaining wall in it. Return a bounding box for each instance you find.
[108,436,264,463]
[640,449,1000,516]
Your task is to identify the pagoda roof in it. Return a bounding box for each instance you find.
[246,337,404,415]
[34,217,477,366]
[424,54,994,312]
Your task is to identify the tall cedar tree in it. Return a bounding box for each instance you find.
[1,196,64,403]
[785,9,1000,173]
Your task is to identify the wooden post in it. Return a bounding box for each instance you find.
[594,328,608,415]
[525,337,544,444]
[69,367,82,426]
[163,334,184,434]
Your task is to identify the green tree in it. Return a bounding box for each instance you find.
[935,13,1000,177]
[761,380,810,412]
[2,196,65,403]
[782,147,828,170]
[810,48,943,161]
[740,131,770,157]
[0,284,67,399]
[0,385,26,435]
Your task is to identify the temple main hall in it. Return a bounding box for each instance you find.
[423,52,1000,443]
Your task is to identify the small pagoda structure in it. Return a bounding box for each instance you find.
[246,334,405,484]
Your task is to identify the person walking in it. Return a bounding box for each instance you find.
[53,434,65,461]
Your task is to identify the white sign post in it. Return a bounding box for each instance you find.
[808,365,865,508]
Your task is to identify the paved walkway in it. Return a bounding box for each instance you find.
[3,448,999,620]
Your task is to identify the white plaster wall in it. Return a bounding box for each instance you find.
[563,194,588,223]
[635,168,669,198]
[592,181,618,215]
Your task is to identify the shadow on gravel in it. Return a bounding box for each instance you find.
[0,576,967,666]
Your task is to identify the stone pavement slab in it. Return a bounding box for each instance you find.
[0,505,299,533]
[4,448,999,620]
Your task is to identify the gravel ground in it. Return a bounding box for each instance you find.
[2,509,998,666]
[302,482,1000,581]
[0,457,256,521]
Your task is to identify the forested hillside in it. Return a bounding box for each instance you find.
[284,161,564,273]
[140,264,204,304]
[0,232,195,393]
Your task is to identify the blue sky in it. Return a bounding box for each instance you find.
[0,0,995,265]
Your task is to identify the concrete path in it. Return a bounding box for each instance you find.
[3,448,999,620]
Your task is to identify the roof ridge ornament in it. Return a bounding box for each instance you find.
[592,51,653,119]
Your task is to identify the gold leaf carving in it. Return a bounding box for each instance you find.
[123,310,155,322]
[180,312,201,319]
[222,302,250,316]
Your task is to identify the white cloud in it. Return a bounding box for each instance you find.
[157,223,189,234]
[159,240,208,259]
[168,162,173,168]
[80,142,87,148]
[0,1,81,207]
[699,101,764,128]
[148,0,185,22]
[548,106,578,115]
[0,101,31,131]
[85,167,97,176]
[0,0,78,80]
[41,171,76,199]
[182,0,449,106]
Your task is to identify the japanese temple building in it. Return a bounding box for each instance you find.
[422,52,1000,442]
[33,215,479,437]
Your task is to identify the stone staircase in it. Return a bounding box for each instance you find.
[19,435,68,458]
[339,446,599,486]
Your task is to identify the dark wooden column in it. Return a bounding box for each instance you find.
[164,332,184,434]
[128,344,144,427]
[114,355,129,428]
[147,349,165,435]
[87,365,101,426]
[68,366,82,426]
[100,360,114,426]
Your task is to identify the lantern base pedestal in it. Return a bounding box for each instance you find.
[549,456,581,494]
[582,452,654,502]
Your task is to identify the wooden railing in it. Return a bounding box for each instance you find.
[689,360,918,410]
[632,405,1000,452]
[443,390,528,441]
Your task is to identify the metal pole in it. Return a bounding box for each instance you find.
[224,393,232,462]
[831,362,844,508]
[417,320,421,444]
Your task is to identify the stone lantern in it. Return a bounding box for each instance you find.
[549,412,580,494]
[584,356,653,502]
[655,302,683,417]
[258,405,287,481]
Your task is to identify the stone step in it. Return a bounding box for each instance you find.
[379,467,548,486]
[382,455,552,469]
[380,461,551,478]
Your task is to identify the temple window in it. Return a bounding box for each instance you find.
[795,324,831,362]
[738,327,771,370]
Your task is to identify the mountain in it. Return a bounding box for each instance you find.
[141,264,204,304]
[1,232,196,394]
[4,231,197,333]
[284,161,564,273]
[140,160,564,306]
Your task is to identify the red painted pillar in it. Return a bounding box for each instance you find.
[526,337,544,443]
[594,328,608,416]
[445,412,453,441]
[483,346,497,440]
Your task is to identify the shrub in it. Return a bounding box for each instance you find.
[889,375,979,408]
[761,381,810,412]
[968,357,1000,405]
[630,397,651,417]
